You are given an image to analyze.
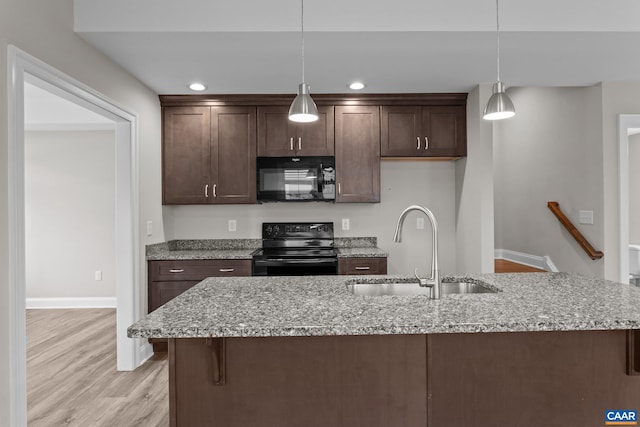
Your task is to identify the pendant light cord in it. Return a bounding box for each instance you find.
[495,0,501,82]
[301,0,305,83]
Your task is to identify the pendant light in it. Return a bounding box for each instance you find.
[483,0,515,121]
[288,0,319,123]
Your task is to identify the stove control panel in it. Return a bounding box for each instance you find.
[262,222,334,239]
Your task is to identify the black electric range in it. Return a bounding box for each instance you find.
[251,222,338,276]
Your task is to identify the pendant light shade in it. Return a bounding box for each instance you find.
[289,83,319,123]
[483,81,515,120]
[289,0,318,123]
[483,0,515,121]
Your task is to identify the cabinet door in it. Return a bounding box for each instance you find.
[258,106,335,156]
[422,106,466,157]
[211,107,257,204]
[335,106,381,203]
[380,106,423,157]
[257,106,296,156]
[163,106,211,204]
[296,106,335,156]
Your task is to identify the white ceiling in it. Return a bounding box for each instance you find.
[74,0,640,94]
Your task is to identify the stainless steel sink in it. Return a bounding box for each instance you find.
[346,280,497,297]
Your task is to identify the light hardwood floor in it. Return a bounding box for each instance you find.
[27,309,169,427]
[494,259,546,273]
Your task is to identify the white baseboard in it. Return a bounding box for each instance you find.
[26,297,117,309]
[494,249,559,272]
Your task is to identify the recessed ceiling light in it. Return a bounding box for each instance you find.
[348,82,366,90]
[188,83,207,91]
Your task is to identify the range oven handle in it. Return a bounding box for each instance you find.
[253,257,337,265]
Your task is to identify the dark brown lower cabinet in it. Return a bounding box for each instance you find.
[429,330,640,427]
[170,335,427,427]
[148,259,251,352]
[168,330,640,427]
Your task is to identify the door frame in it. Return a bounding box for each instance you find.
[8,46,143,426]
[617,114,640,284]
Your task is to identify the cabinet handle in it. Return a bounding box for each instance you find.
[354,266,371,271]
[628,330,640,376]
[213,184,217,197]
[417,136,420,149]
[338,183,341,195]
[205,184,209,198]
[206,338,226,386]
[169,269,184,273]
[424,136,429,150]
[298,137,302,151]
[219,268,235,273]
[290,137,294,151]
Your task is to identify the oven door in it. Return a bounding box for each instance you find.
[252,256,338,276]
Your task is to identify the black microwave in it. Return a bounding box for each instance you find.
[257,156,336,202]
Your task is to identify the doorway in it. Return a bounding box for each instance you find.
[24,80,117,308]
[8,46,144,426]
[617,114,640,285]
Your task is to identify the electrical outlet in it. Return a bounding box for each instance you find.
[146,220,153,236]
[579,210,594,225]
[417,217,425,230]
[228,219,237,232]
[94,270,102,281]
[342,218,350,231]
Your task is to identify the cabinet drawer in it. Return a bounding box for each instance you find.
[338,257,387,275]
[149,259,252,281]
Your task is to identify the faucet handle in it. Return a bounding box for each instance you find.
[414,268,430,287]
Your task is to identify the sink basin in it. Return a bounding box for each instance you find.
[346,280,497,297]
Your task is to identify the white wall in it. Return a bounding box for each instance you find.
[455,84,495,274]
[25,130,116,300]
[167,161,458,275]
[0,0,163,422]
[494,86,604,277]
[629,133,640,245]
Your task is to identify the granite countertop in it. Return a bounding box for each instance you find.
[337,247,388,258]
[128,272,640,339]
[146,239,260,260]
[146,237,388,260]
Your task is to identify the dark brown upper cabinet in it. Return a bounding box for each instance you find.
[160,94,466,205]
[335,105,381,203]
[381,105,466,158]
[163,106,211,204]
[257,106,334,156]
[163,106,256,205]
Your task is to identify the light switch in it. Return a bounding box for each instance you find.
[146,220,153,236]
[94,270,102,281]
[342,218,350,231]
[417,217,425,230]
[228,219,237,232]
[579,210,594,225]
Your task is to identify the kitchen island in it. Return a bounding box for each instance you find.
[128,273,640,427]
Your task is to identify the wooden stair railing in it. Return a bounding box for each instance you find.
[547,201,604,260]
